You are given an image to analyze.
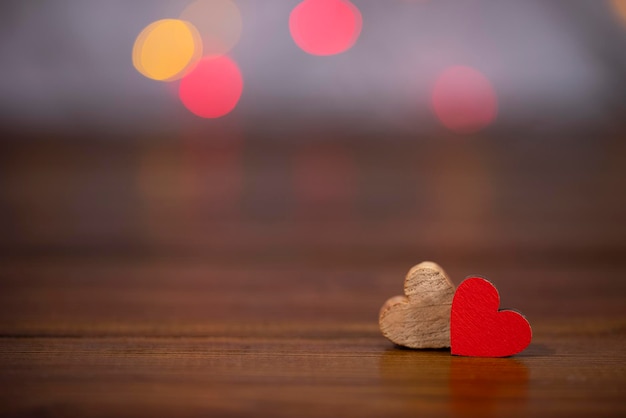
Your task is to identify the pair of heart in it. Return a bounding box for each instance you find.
[379,261,532,357]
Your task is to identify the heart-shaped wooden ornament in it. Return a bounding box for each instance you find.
[379,261,456,348]
[451,277,532,357]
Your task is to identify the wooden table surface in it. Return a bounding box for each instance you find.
[0,255,624,418]
[0,135,625,417]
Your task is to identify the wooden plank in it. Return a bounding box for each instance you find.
[0,258,624,417]
[0,319,624,418]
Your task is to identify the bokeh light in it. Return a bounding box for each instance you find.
[179,56,243,118]
[179,0,243,57]
[132,19,202,81]
[289,0,362,56]
[431,66,498,134]
[610,0,626,26]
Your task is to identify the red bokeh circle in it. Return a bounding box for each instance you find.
[289,0,362,56]
[179,56,243,118]
[432,66,498,134]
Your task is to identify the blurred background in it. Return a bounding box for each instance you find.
[0,0,625,274]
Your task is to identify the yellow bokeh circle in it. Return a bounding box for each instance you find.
[132,19,202,82]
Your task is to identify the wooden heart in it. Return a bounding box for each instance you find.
[379,261,455,348]
[451,277,532,357]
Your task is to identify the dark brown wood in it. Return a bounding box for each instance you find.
[0,257,624,418]
[0,134,625,416]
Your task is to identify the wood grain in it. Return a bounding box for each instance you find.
[379,261,455,349]
[0,133,625,417]
[0,257,624,418]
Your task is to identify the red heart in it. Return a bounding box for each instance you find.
[451,277,532,357]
